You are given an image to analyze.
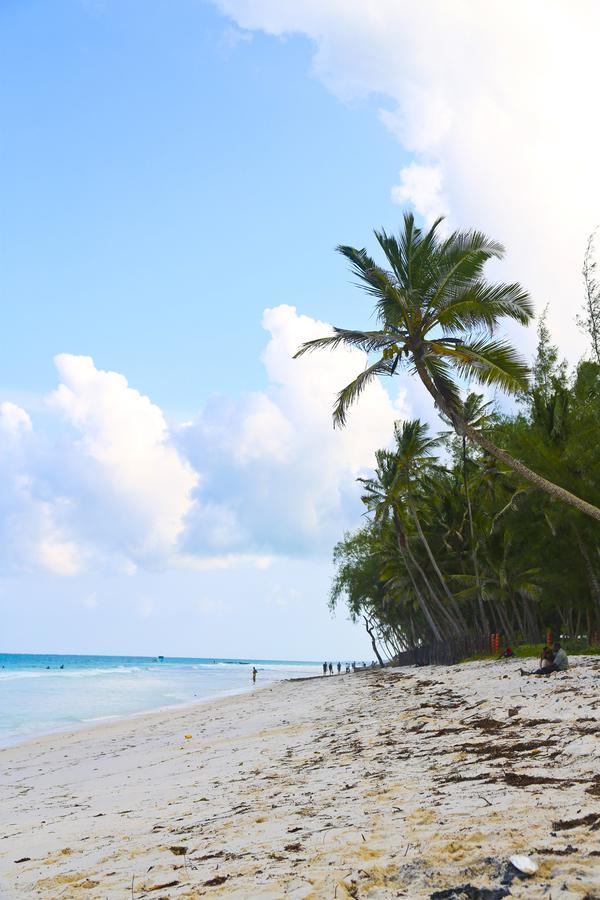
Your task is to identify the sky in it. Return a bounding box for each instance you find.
[1,0,599,659]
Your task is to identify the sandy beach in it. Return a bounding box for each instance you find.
[1,658,599,899]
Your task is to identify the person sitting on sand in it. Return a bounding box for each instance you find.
[553,642,569,670]
[537,645,550,668]
[498,645,514,658]
[520,642,568,676]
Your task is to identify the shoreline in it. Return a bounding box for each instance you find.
[0,659,324,750]
[2,658,599,898]
[0,677,279,752]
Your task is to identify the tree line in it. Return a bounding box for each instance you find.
[296,216,600,661]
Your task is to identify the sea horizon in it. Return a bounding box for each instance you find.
[0,652,331,748]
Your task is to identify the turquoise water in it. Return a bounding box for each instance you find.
[0,654,322,747]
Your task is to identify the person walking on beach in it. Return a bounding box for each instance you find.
[252,666,257,683]
[322,662,327,675]
[328,662,333,675]
[337,662,341,674]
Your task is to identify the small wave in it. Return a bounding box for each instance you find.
[0,666,145,681]
[80,714,120,723]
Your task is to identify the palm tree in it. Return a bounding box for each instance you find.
[454,393,495,633]
[295,213,600,522]
[359,449,446,640]
[391,419,467,629]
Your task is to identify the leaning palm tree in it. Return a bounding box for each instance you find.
[359,449,446,639]
[295,214,600,522]
[391,419,466,629]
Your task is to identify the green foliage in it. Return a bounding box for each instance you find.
[295,213,533,427]
[329,357,600,659]
[308,219,600,660]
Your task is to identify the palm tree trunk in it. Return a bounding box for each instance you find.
[465,424,600,522]
[409,501,468,630]
[414,359,600,522]
[403,536,462,635]
[392,513,443,641]
[461,437,488,635]
[363,615,385,667]
[575,529,600,614]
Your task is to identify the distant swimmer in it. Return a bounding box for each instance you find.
[252,666,257,683]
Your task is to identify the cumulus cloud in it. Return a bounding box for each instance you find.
[213,0,600,359]
[178,304,408,557]
[47,354,198,566]
[0,306,407,575]
[390,162,449,227]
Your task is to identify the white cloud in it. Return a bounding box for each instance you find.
[0,306,407,575]
[214,0,600,359]
[178,304,408,557]
[390,162,449,227]
[0,402,32,438]
[47,354,198,567]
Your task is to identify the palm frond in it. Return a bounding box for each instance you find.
[333,357,395,427]
[294,327,391,359]
[432,281,534,333]
[433,337,530,394]
[424,229,506,313]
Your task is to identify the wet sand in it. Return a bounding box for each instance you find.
[1,657,599,898]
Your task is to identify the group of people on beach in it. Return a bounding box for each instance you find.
[323,661,343,675]
[497,640,569,675]
[322,661,376,675]
[519,641,569,675]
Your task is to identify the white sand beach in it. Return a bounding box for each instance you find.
[1,658,599,899]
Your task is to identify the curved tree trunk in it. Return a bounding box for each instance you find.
[465,424,600,523]
[575,528,600,614]
[409,501,468,630]
[462,436,489,635]
[403,536,462,635]
[363,615,385,667]
[414,359,600,523]
[392,512,443,641]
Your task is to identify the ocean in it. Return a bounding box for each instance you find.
[0,653,323,747]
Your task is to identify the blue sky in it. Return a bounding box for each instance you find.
[0,0,410,659]
[0,0,405,412]
[1,0,598,659]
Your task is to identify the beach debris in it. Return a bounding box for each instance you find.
[204,874,228,886]
[14,857,30,864]
[508,854,538,875]
[504,772,565,787]
[184,734,192,740]
[430,886,509,899]
[147,880,179,891]
[534,844,578,856]
[168,845,188,856]
[552,812,600,830]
